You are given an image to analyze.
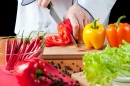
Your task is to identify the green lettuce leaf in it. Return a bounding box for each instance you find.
[82,40,130,86]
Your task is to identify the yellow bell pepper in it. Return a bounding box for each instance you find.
[83,19,105,49]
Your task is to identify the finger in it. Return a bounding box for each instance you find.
[69,16,79,40]
[41,0,51,8]
[37,0,43,6]
[76,12,84,43]
[76,12,84,31]
[84,16,91,26]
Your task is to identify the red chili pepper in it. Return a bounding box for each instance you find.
[6,37,17,64]
[17,31,33,61]
[5,31,33,71]
[25,33,46,59]
[27,48,43,59]
[6,32,20,71]
[31,32,46,51]
[13,58,48,86]
[5,37,11,63]
[17,30,24,51]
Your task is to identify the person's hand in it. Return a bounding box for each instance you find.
[37,0,51,8]
[64,3,92,43]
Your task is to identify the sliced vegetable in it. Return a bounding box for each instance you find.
[58,22,72,45]
[45,35,64,47]
[45,19,73,47]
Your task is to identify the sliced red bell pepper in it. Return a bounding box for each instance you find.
[45,19,73,47]
[13,58,48,86]
[57,22,72,45]
[63,19,73,33]
[45,35,64,47]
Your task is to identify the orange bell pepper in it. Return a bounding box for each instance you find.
[106,15,130,47]
[83,19,105,49]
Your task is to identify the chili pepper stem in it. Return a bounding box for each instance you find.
[91,19,99,29]
[115,15,126,28]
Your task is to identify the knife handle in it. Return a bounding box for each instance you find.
[47,2,52,9]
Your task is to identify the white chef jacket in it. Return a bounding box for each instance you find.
[15,0,73,36]
[78,0,117,27]
[15,0,116,36]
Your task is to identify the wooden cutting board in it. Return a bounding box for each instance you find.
[72,72,90,86]
[71,72,112,86]
[41,34,108,60]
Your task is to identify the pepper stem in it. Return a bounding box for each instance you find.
[115,15,126,28]
[91,19,99,29]
[36,69,53,81]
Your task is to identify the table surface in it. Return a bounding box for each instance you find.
[0,35,108,86]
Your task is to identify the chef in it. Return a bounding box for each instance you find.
[15,0,116,42]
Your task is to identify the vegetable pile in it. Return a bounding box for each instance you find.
[45,19,73,47]
[5,31,46,72]
[82,40,130,86]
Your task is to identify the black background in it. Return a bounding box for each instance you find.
[1,0,17,36]
[109,0,130,24]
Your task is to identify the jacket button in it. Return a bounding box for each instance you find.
[43,23,49,28]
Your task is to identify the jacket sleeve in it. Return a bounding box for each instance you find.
[77,0,117,27]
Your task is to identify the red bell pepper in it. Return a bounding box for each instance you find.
[13,58,48,86]
[45,35,64,46]
[57,22,72,45]
[63,19,73,33]
[106,15,130,47]
[45,19,73,47]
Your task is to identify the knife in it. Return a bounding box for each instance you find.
[21,0,62,24]
[67,29,78,47]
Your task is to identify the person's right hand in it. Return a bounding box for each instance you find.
[37,0,51,8]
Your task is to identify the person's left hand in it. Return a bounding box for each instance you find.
[36,0,51,8]
[64,3,92,43]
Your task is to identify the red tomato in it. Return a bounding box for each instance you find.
[57,22,72,45]
[45,35,64,47]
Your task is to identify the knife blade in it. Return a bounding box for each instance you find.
[67,29,78,47]
[47,3,62,24]
[21,0,62,24]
